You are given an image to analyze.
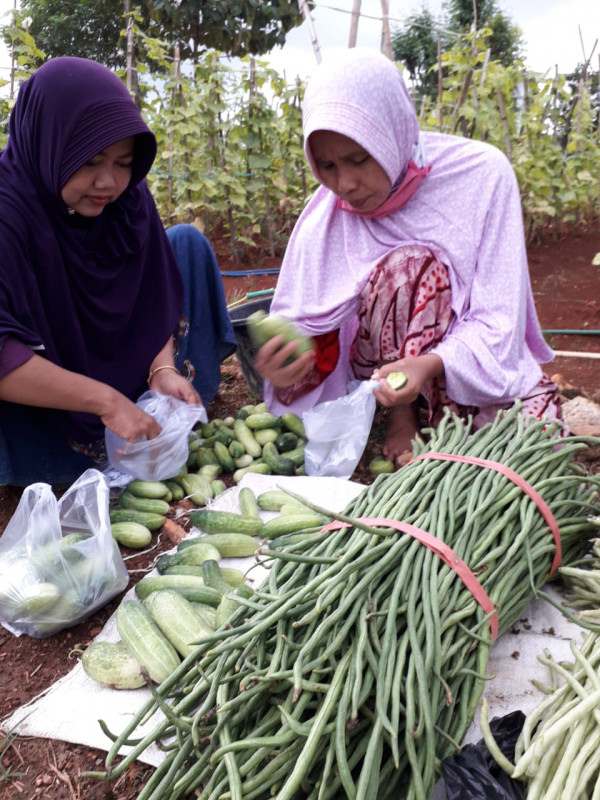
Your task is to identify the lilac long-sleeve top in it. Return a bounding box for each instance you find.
[264,48,553,416]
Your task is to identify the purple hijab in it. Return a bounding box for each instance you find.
[0,57,183,439]
[265,48,553,416]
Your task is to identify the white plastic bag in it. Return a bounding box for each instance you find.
[0,469,129,638]
[303,379,380,479]
[105,390,207,481]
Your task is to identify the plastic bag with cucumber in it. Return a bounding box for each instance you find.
[0,469,128,638]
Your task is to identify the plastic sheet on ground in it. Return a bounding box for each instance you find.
[1,473,585,770]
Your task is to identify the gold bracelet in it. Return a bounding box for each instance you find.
[147,364,180,386]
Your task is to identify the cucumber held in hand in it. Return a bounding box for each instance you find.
[247,310,314,365]
[386,371,408,390]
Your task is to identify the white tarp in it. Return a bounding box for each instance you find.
[1,473,584,770]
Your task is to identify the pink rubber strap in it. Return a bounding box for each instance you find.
[322,517,499,642]
[410,453,562,575]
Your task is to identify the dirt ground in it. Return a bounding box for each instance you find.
[0,228,599,799]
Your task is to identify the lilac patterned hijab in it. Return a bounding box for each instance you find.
[266,48,553,415]
[0,57,183,438]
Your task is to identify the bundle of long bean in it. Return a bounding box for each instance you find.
[481,632,600,798]
[87,405,600,800]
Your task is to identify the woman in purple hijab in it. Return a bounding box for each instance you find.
[256,48,562,464]
[0,57,235,486]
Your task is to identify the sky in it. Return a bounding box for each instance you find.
[1,0,599,94]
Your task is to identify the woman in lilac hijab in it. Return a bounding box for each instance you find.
[257,48,562,464]
[0,57,235,486]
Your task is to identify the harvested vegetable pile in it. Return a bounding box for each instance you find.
[88,405,600,800]
[482,632,600,798]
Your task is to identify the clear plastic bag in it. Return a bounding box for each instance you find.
[0,469,129,638]
[303,379,379,479]
[105,390,207,481]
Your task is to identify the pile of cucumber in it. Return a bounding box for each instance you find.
[108,403,308,549]
[83,485,331,690]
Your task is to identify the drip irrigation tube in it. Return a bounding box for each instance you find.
[543,329,600,335]
[221,268,281,277]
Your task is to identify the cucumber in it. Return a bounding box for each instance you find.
[188,432,201,452]
[281,412,306,438]
[386,371,408,390]
[111,521,153,549]
[189,509,263,536]
[164,480,186,502]
[203,533,260,558]
[178,473,213,506]
[214,585,255,629]
[260,513,327,538]
[200,422,215,438]
[109,508,166,531]
[156,541,222,573]
[30,533,90,579]
[119,491,170,516]
[253,428,280,446]
[126,480,170,499]
[228,440,246,459]
[368,455,396,475]
[196,447,220,468]
[13,582,62,616]
[257,489,301,511]
[233,462,271,484]
[261,442,296,476]
[211,479,227,497]
[134,575,222,606]
[245,412,281,431]
[202,560,235,595]
[116,600,181,684]
[238,487,260,519]
[29,588,87,635]
[234,454,255,469]
[213,441,235,472]
[281,444,306,467]
[82,640,146,690]
[247,311,314,365]
[275,432,299,452]
[232,419,262,458]
[143,589,214,658]
[198,464,223,481]
[163,564,247,587]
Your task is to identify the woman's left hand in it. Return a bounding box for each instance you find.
[149,369,203,406]
[372,354,444,407]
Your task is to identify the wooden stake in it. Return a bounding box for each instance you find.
[298,0,322,64]
[380,0,392,60]
[348,0,362,48]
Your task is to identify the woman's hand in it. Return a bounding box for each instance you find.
[99,389,162,443]
[149,368,203,405]
[254,335,316,389]
[372,354,444,407]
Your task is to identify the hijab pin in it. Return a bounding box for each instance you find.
[67,207,75,215]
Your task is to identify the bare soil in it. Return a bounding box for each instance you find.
[1,229,599,799]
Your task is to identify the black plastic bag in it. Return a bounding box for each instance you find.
[441,710,525,800]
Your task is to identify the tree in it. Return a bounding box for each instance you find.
[392,0,523,100]
[445,0,523,67]
[16,0,307,68]
[391,8,441,99]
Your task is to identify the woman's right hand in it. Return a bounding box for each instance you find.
[99,390,162,443]
[254,335,316,389]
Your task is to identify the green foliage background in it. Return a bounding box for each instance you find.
[1,16,599,262]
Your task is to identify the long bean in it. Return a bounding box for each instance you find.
[85,406,599,799]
